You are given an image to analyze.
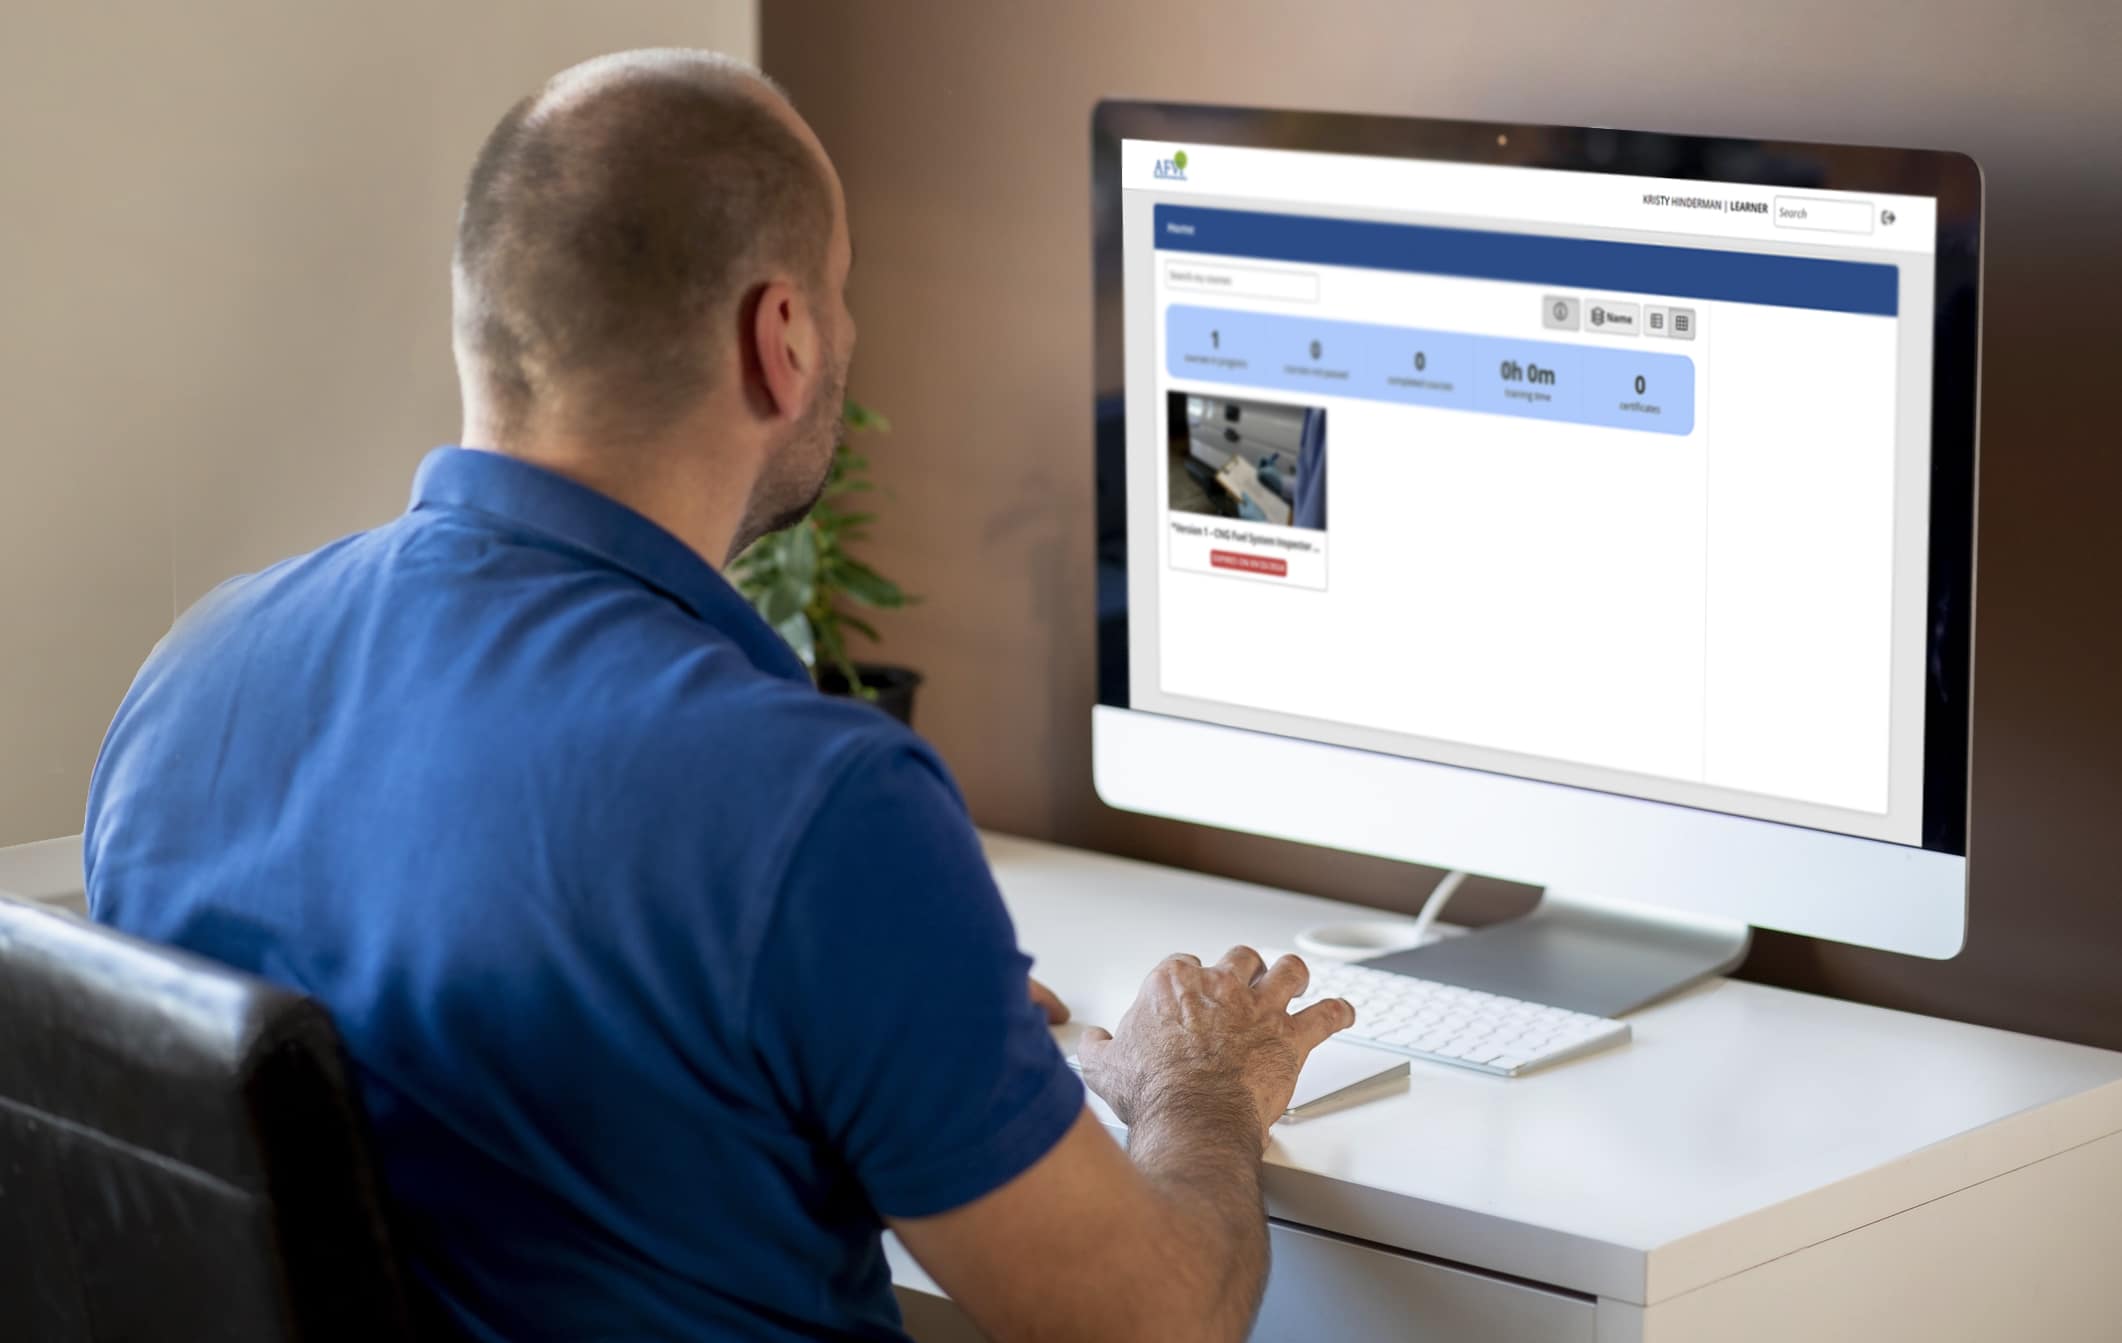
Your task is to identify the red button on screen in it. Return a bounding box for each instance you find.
[1210,549,1288,577]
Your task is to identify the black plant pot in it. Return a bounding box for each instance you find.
[818,662,924,727]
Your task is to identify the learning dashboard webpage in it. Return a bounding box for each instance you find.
[1120,141,1939,844]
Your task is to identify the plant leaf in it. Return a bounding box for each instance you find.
[842,400,891,434]
[759,577,808,628]
[781,520,819,589]
[838,559,908,608]
[742,406,918,662]
[773,609,815,667]
[838,612,881,643]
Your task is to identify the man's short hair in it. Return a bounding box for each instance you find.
[453,51,833,438]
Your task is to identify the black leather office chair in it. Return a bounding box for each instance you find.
[0,895,429,1340]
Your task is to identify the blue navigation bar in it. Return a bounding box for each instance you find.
[1166,305,1697,436]
[1156,205,1898,318]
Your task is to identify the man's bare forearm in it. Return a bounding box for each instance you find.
[1123,1092,1272,1342]
[1073,948,1353,1341]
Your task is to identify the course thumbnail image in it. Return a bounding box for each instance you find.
[1167,392,1327,532]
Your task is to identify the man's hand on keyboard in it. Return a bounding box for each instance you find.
[1077,947,1356,1147]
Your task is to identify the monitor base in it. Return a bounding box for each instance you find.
[1357,888,1751,1018]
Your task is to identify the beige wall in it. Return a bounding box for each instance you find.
[764,0,2122,1047]
[0,1,757,846]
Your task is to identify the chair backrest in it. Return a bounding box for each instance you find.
[0,895,424,1341]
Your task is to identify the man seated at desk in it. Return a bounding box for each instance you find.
[83,49,1355,1343]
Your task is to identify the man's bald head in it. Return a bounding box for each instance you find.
[452,51,836,441]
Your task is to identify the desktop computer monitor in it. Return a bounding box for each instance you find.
[1090,103,1982,1015]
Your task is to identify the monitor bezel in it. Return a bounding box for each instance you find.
[1091,99,1981,859]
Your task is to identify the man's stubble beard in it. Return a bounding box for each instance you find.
[728,338,848,561]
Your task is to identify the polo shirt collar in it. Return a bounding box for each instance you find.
[408,446,810,684]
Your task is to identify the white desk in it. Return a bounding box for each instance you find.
[890,834,2122,1342]
[0,835,85,913]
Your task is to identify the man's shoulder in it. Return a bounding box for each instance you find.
[634,660,951,809]
[154,525,390,650]
[577,663,971,960]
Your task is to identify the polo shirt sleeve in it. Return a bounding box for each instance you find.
[749,740,1086,1220]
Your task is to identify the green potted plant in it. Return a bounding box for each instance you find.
[732,399,923,724]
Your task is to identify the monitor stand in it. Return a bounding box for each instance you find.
[1356,884,1752,1019]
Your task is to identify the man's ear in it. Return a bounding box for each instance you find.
[747,277,815,422]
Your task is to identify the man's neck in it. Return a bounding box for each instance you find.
[460,414,757,570]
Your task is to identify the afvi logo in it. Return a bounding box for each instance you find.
[1153,149,1190,181]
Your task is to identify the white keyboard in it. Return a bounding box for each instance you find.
[1288,957,1631,1077]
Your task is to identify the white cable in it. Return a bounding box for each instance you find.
[1405,870,1469,948]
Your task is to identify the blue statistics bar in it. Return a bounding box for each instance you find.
[1166,304,1697,436]
[1156,205,1897,318]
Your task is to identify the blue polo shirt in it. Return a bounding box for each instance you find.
[84,447,1083,1341]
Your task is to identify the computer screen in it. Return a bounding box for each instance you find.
[1097,111,1979,859]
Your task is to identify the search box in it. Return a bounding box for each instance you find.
[1774,196,1874,235]
[1164,261,1319,303]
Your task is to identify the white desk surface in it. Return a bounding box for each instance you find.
[0,835,85,908]
[981,832,2122,1308]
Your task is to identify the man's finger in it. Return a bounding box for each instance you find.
[1161,952,1203,969]
[1214,945,1268,984]
[1257,953,1310,1008]
[1029,977,1070,1025]
[1075,1025,1113,1065]
[1288,997,1357,1051]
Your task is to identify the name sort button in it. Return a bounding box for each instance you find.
[1586,300,1640,335]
